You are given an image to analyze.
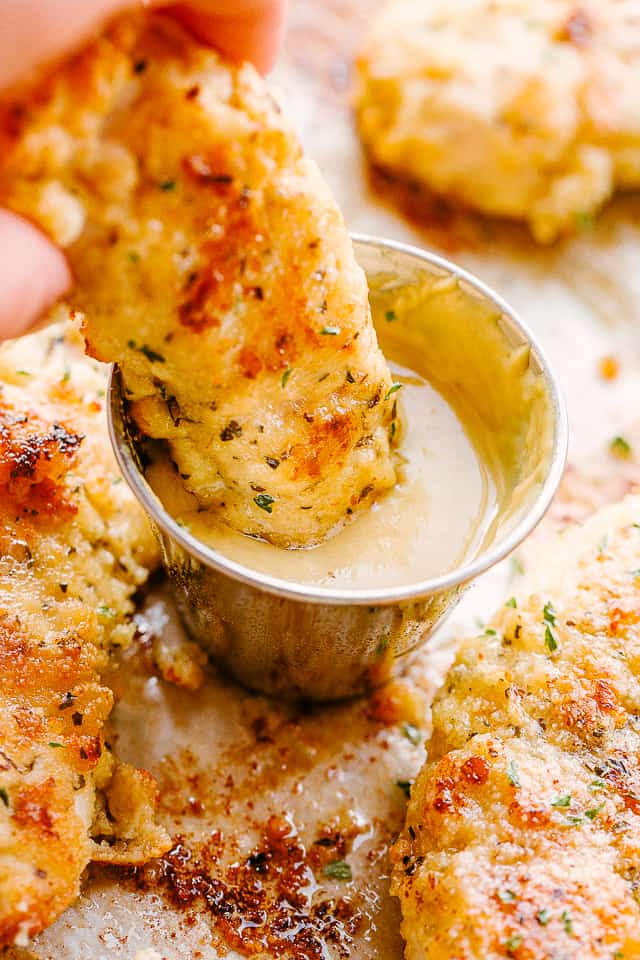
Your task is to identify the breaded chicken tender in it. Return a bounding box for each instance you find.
[0,14,396,548]
[356,0,640,242]
[0,327,169,949]
[392,496,640,959]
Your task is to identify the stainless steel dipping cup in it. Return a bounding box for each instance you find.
[108,235,568,701]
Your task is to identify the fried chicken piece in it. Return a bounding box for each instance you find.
[0,13,396,548]
[355,0,640,242]
[392,496,640,959]
[0,327,169,949]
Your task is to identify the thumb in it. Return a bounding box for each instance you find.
[0,210,71,341]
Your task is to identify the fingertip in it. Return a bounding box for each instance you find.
[169,0,286,73]
[0,210,71,341]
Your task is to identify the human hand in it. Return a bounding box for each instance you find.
[0,0,286,341]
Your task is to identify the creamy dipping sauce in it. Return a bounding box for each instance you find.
[145,362,499,589]
[139,266,553,592]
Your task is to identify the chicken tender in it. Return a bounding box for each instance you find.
[0,327,169,949]
[356,0,640,242]
[0,14,396,548]
[392,496,640,959]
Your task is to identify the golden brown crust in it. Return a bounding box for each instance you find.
[0,13,396,547]
[393,496,640,959]
[0,327,169,948]
[356,0,640,242]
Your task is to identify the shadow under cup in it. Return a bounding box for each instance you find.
[108,235,567,701]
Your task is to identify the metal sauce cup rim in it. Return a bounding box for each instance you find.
[108,234,568,606]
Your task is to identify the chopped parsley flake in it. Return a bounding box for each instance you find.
[396,780,412,797]
[127,250,140,263]
[321,326,340,336]
[16,370,31,377]
[159,179,177,191]
[0,788,8,807]
[323,860,352,881]
[565,814,583,826]
[281,368,292,388]
[585,803,605,820]
[536,908,551,926]
[545,625,558,653]
[385,309,397,322]
[543,601,556,626]
[376,633,390,656]
[504,934,523,953]
[401,723,423,746]
[254,493,275,514]
[97,605,116,619]
[598,533,609,555]
[61,366,71,383]
[127,340,165,363]
[507,761,521,788]
[505,597,517,608]
[610,435,632,459]
[510,556,525,577]
[484,627,497,636]
[384,383,402,401]
[574,210,593,231]
[561,910,574,935]
[498,889,517,903]
[589,778,606,791]
[48,742,64,749]
[551,794,571,808]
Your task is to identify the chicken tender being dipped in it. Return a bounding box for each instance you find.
[392,496,640,959]
[356,0,640,242]
[0,13,397,549]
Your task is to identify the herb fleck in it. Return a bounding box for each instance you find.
[384,383,402,401]
[506,597,517,608]
[220,420,243,442]
[504,934,523,954]
[574,210,593,231]
[396,780,412,797]
[127,340,165,363]
[565,814,584,826]
[159,179,177,191]
[537,908,551,926]
[589,778,606,791]
[610,435,631,459]
[543,601,556,626]
[97,605,115,619]
[551,794,571,808]
[321,326,340,336]
[497,889,517,903]
[281,368,292,388]
[402,723,423,746]
[323,860,352,881]
[0,788,8,806]
[585,803,605,820]
[561,910,574,935]
[385,309,397,322]
[507,761,521,788]
[545,625,558,653]
[254,493,275,514]
[48,742,64,749]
